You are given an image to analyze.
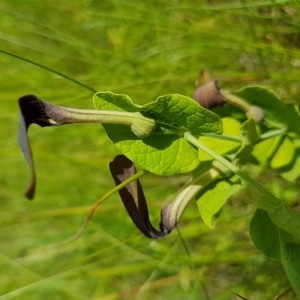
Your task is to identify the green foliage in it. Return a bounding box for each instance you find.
[18,82,300,296]
[234,118,258,165]
[140,94,223,136]
[2,1,300,299]
[250,209,300,298]
[250,209,281,260]
[235,87,300,133]
[257,196,300,242]
[94,92,222,175]
[93,85,300,296]
[197,181,240,229]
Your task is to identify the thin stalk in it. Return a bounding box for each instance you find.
[48,169,146,248]
[0,49,96,93]
[222,90,251,111]
[184,131,281,202]
[202,128,286,149]
[259,128,287,140]
[201,133,241,143]
[221,90,264,122]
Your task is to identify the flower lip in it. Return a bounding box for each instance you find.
[18,94,56,129]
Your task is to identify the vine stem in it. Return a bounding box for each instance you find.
[259,128,287,140]
[47,169,146,248]
[184,131,281,202]
[0,49,97,93]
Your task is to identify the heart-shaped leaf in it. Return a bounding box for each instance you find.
[141,94,222,135]
[94,92,222,175]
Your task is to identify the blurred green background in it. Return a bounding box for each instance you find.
[1,1,299,299]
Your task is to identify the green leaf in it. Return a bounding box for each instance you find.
[93,91,139,112]
[270,136,295,169]
[234,86,300,134]
[258,196,300,242]
[197,181,240,228]
[235,118,258,165]
[250,208,280,260]
[281,236,300,299]
[250,209,300,297]
[199,117,241,161]
[252,138,277,166]
[281,149,300,182]
[109,131,200,175]
[94,92,213,175]
[253,132,300,181]
[141,94,222,135]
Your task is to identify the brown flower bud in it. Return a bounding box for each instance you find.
[193,80,225,109]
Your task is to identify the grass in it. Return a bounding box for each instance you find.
[1,0,300,299]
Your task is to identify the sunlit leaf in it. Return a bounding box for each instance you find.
[199,117,241,161]
[93,91,138,112]
[197,181,240,228]
[252,138,276,166]
[271,136,295,169]
[253,135,300,181]
[141,94,223,135]
[281,152,300,182]
[94,92,223,175]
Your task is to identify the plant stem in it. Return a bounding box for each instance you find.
[184,131,281,201]
[222,90,251,111]
[259,128,287,141]
[49,169,146,247]
[221,90,264,122]
[0,49,96,93]
[201,133,241,143]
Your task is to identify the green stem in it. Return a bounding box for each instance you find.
[222,90,251,111]
[222,90,264,122]
[49,169,146,247]
[201,133,241,143]
[184,131,281,201]
[259,128,287,141]
[0,49,96,93]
